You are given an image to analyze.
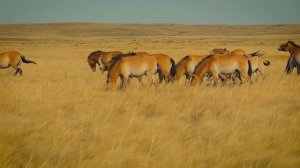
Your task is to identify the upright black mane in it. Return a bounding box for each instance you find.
[176,55,189,65]
[108,52,137,71]
[88,50,102,58]
[288,41,300,48]
[194,54,212,73]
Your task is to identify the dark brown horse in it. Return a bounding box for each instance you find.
[86,50,123,72]
[278,41,300,74]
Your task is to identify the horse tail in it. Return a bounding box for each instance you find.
[247,60,252,77]
[285,56,297,74]
[169,58,176,78]
[263,60,270,66]
[21,56,37,64]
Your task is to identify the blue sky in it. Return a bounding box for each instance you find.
[0,0,299,24]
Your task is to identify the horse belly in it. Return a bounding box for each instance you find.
[0,57,10,68]
[216,63,238,74]
[127,64,147,76]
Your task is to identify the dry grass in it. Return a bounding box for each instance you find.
[0,24,300,168]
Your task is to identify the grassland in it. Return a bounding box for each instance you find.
[0,23,300,168]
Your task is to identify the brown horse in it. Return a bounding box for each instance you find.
[151,54,176,83]
[106,54,159,90]
[87,50,122,72]
[0,51,36,75]
[278,41,300,74]
[191,54,252,86]
[173,55,208,82]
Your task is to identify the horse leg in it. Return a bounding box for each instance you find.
[257,69,265,80]
[120,75,130,89]
[146,72,155,85]
[18,68,23,75]
[230,71,240,85]
[212,73,219,86]
[119,76,125,89]
[218,74,226,86]
[137,77,144,86]
[158,71,164,84]
[297,65,300,75]
[252,72,258,82]
[11,63,22,76]
[239,70,251,84]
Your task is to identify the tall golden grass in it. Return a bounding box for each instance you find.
[0,24,300,167]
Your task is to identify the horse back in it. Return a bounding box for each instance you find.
[152,54,172,76]
[0,51,22,65]
[120,55,157,73]
[231,49,246,56]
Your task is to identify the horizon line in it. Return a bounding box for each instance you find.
[0,21,300,26]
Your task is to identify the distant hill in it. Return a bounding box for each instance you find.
[0,23,300,37]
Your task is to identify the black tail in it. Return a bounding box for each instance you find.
[263,60,270,66]
[169,58,176,78]
[247,60,252,77]
[21,56,37,64]
[285,56,296,74]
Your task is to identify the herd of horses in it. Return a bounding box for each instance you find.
[86,41,300,90]
[0,41,299,90]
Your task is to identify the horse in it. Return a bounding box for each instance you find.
[191,54,252,86]
[278,41,300,75]
[86,50,122,72]
[151,54,176,83]
[0,51,36,75]
[210,48,263,57]
[106,54,159,90]
[209,48,269,82]
[173,55,208,82]
[247,53,270,81]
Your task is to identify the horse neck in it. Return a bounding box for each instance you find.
[194,62,209,81]
[288,44,300,55]
[107,61,121,84]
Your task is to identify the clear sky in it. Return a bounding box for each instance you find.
[0,0,299,24]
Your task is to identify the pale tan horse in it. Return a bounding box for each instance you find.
[0,51,36,75]
[210,48,270,82]
[191,54,252,86]
[278,41,300,75]
[173,55,208,82]
[210,48,263,57]
[106,54,159,90]
[100,51,148,72]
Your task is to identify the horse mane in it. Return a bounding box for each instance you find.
[88,50,102,58]
[194,54,213,73]
[176,55,189,66]
[108,52,137,71]
[288,41,300,48]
